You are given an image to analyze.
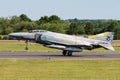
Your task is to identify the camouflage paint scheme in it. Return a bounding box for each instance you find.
[9,30,114,56]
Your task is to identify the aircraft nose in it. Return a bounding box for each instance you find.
[9,32,35,40]
[9,33,21,37]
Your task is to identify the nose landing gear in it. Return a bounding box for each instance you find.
[25,40,29,50]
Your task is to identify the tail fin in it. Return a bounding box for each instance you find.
[88,32,114,44]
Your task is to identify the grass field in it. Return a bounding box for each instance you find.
[0,40,59,52]
[0,59,120,80]
[0,40,120,80]
[0,40,120,52]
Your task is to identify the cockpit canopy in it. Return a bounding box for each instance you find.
[29,30,47,33]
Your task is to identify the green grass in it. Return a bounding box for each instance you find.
[0,59,120,80]
[0,41,59,52]
[113,40,120,47]
[0,41,120,80]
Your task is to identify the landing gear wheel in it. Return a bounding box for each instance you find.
[67,51,72,56]
[62,50,67,56]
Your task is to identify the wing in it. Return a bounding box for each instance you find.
[45,44,83,52]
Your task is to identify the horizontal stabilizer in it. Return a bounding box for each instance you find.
[99,42,114,51]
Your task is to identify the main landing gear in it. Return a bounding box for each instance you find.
[62,50,72,56]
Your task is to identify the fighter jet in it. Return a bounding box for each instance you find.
[9,30,114,56]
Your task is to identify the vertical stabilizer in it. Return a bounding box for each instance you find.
[89,32,114,44]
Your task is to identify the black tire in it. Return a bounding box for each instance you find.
[67,51,72,56]
[62,50,67,56]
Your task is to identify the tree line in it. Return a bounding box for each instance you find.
[0,14,120,39]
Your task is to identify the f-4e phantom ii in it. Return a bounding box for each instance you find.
[9,30,114,56]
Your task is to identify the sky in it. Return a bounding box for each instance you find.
[0,0,120,20]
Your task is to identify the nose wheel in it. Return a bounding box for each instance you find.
[62,50,72,56]
[25,40,29,50]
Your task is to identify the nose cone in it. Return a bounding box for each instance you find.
[9,33,23,40]
[9,33,21,37]
[9,32,36,40]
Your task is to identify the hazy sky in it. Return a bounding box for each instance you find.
[0,0,120,20]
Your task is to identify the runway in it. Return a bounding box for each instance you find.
[0,52,120,60]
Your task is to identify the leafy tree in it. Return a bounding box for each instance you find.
[20,14,31,21]
[5,27,13,34]
[15,21,37,32]
[107,21,117,32]
[10,16,21,24]
[0,14,120,40]
[67,22,78,35]
[49,15,60,22]
[48,23,65,33]
[114,21,120,39]
[84,22,94,34]
[37,16,49,24]
[43,16,49,22]
[77,23,85,34]
[0,18,10,35]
